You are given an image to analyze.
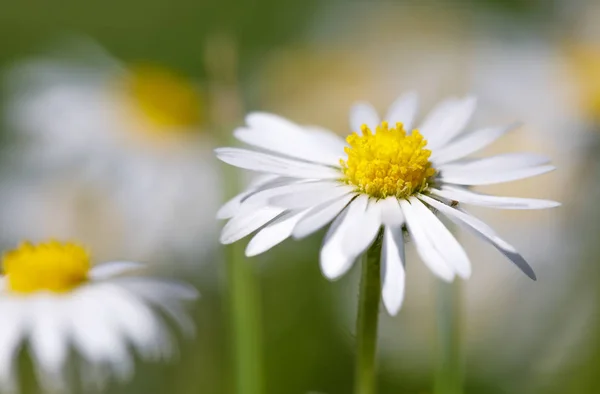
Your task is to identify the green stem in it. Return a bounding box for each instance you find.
[226,242,264,394]
[354,236,383,394]
[433,280,464,394]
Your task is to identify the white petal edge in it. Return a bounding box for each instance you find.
[268,183,355,210]
[68,287,135,382]
[245,210,308,257]
[381,225,406,316]
[349,102,380,134]
[384,91,418,130]
[117,279,197,338]
[244,180,344,209]
[439,153,550,172]
[216,175,279,219]
[89,261,145,280]
[378,197,405,227]
[29,297,68,391]
[439,165,555,186]
[431,123,519,165]
[215,148,341,179]
[420,96,477,150]
[408,196,471,279]
[220,206,283,244]
[399,199,455,282]
[292,194,355,239]
[320,196,381,280]
[432,186,560,210]
[234,121,342,167]
[0,299,27,392]
[418,194,536,280]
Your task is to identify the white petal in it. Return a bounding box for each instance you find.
[292,194,355,239]
[399,199,455,282]
[418,194,536,280]
[409,197,471,279]
[234,121,342,167]
[377,197,405,227]
[384,91,418,130]
[432,186,560,210]
[305,125,348,153]
[216,175,279,219]
[381,226,406,316]
[215,148,341,179]
[117,280,197,338]
[244,181,342,209]
[220,206,283,244]
[89,261,145,280]
[100,285,171,361]
[349,102,380,134]
[420,96,477,150]
[29,297,68,390]
[439,165,555,186]
[439,153,550,172]
[68,288,134,381]
[431,123,519,165]
[268,183,354,209]
[320,196,381,280]
[0,299,27,392]
[245,210,307,257]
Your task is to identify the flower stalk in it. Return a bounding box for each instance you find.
[433,279,464,394]
[354,234,383,394]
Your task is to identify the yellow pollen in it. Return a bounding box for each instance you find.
[340,121,436,199]
[2,241,90,294]
[124,64,204,132]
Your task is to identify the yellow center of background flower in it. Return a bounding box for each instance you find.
[341,121,436,199]
[569,44,600,122]
[3,241,90,294]
[125,65,204,132]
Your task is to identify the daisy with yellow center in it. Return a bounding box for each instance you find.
[0,240,197,393]
[216,91,559,316]
[2,39,221,268]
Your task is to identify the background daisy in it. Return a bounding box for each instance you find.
[0,38,222,273]
[0,240,197,393]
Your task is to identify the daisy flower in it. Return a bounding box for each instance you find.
[215,92,559,315]
[1,38,221,267]
[0,240,198,393]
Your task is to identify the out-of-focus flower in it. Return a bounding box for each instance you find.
[215,92,559,315]
[0,240,197,393]
[567,44,600,124]
[1,39,222,268]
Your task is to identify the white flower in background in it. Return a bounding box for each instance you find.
[0,240,197,393]
[1,39,221,267]
[216,92,559,315]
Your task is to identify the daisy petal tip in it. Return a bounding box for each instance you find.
[244,243,265,258]
[382,297,403,317]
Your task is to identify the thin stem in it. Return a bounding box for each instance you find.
[226,242,264,394]
[433,279,464,394]
[354,235,383,394]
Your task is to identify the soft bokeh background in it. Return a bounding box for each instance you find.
[1,0,599,393]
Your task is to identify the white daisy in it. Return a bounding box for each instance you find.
[0,240,198,393]
[1,38,221,268]
[215,92,560,316]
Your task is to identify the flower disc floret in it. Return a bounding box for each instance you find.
[341,121,436,199]
[3,241,90,294]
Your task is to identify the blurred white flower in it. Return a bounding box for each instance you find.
[0,240,197,393]
[1,39,222,269]
[216,92,559,316]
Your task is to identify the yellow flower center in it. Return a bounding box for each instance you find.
[2,241,90,294]
[341,121,436,199]
[569,44,600,122]
[124,65,204,133]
